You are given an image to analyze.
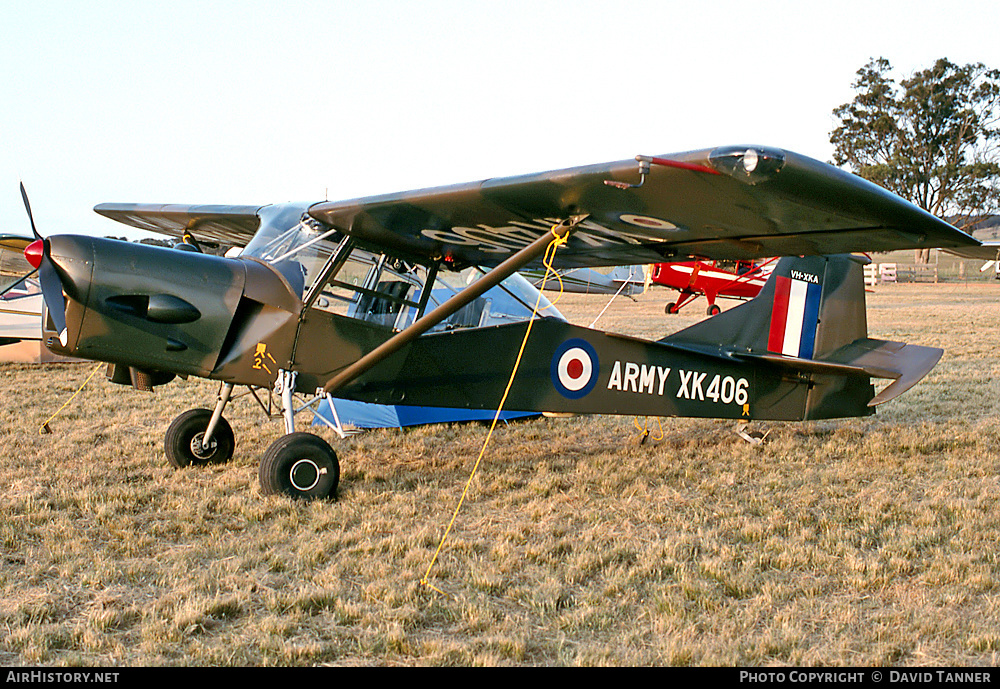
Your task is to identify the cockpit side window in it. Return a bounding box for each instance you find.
[310,249,426,330]
[307,246,566,331]
[425,268,564,330]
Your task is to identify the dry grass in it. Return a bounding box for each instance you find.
[1,279,999,666]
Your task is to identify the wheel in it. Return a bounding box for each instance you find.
[707,304,721,316]
[259,432,340,500]
[164,408,235,469]
[665,302,677,314]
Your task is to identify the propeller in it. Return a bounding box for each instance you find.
[19,182,40,240]
[19,184,68,347]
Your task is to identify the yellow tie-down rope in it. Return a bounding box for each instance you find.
[633,415,664,445]
[39,362,104,434]
[421,226,569,595]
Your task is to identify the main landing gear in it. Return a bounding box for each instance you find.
[258,432,339,500]
[164,408,235,468]
[664,293,721,316]
[164,371,342,500]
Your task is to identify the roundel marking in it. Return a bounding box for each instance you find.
[551,338,599,399]
[619,214,678,230]
[558,348,592,391]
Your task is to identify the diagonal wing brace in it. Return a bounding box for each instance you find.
[321,216,585,395]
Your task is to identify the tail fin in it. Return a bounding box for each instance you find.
[662,254,941,418]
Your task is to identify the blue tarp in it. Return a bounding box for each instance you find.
[312,397,538,432]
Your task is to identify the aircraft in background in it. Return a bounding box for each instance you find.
[522,264,647,296]
[650,258,776,316]
[0,274,42,345]
[20,146,998,500]
[0,235,73,362]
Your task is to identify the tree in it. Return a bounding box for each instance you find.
[830,57,1000,262]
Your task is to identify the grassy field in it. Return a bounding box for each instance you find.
[1,279,999,666]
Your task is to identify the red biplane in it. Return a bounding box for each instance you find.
[650,258,777,315]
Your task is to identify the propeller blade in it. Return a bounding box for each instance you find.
[18,185,67,346]
[19,182,41,240]
[38,255,68,346]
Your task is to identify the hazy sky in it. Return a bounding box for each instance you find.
[2,0,999,238]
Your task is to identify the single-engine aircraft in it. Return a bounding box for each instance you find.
[650,258,776,315]
[20,146,1000,501]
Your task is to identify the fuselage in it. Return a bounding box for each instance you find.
[651,260,771,300]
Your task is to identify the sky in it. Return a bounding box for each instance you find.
[2,0,1000,239]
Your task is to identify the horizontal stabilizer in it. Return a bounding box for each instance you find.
[831,339,943,406]
[736,338,942,406]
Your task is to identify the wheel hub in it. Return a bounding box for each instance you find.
[190,432,217,460]
[289,459,326,491]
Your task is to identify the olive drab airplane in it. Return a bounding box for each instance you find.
[20,145,1000,501]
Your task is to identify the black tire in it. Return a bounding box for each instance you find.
[259,432,340,500]
[164,408,235,469]
[665,302,677,315]
[707,304,721,316]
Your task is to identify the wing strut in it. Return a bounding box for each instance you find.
[322,216,585,395]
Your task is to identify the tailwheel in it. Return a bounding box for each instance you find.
[259,432,340,500]
[735,422,770,445]
[164,408,235,468]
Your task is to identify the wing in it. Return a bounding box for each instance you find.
[307,145,987,268]
[943,241,1000,260]
[93,203,264,246]
[0,235,33,252]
